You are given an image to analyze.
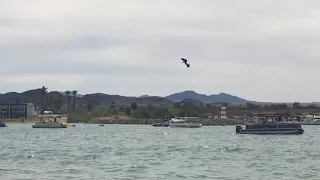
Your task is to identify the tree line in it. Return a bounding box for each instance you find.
[83,101,320,119]
[39,86,78,114]
[36,86,320,118]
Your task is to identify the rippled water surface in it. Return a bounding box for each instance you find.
[1,124,320,180]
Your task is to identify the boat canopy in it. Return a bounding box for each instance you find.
[170,118,185,123]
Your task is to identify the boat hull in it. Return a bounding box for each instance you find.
[237,128,304,135]
[0,123,7,127]
[169,123,202,128]
[152,123,169,127]
[32,122,68,128]
[236,125,304,135]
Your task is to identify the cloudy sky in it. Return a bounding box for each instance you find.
[0,0,319,102]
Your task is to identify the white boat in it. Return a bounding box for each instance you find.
[32,115,68,128]
[311,113,320,125]
[169,118,202,128]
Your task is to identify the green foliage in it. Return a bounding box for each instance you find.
[131,102,138,110]
[90,109,110,117]
[146,104,154,110]
[152,107,170,118]
[110,109,118,115]
[86,101,95,111]
[67,107,91,123]
[51,98,62,111]
[264,103,288,110]
[132,107,150,118]
[173,102,181,108]
[244,102,261,110]
[110,101,116,109]
[125,107,132,115]
[293,102,301,109]
[119,107,125,112]
[168,108,182,117]
[282,109,292,116]
[306,104,317,109]
[56,93,320,120]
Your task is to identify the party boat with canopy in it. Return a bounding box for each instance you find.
[236,113,304,135]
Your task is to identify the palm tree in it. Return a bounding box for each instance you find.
[110,101,116,109]
[72,90,78,112]
[47,95,53,110]
[40,86,48,115]
[64,90,71,111]
[58,93,63,111]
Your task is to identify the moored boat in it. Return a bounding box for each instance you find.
[308,113,320,125]
[0,119,7,127]
[169,118,202,128]
[236,116,304,135]
[32,122,68,128]
[32,115,68,128]
[152,116,171,127]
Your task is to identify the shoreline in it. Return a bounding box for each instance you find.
[3,121,238,126]
[2,116,245,126]
[3,119,37,123]
[84,117,246,126]
[3,116,68,124]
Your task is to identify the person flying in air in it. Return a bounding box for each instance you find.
[181,58,190,68]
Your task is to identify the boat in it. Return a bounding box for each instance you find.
[0,119,7,127]
[169,118,202,128]
[32,115,68,128]
[152,116,171,127]
[236,116,304,135]
[99,124,104,127]
[308,113,320,125]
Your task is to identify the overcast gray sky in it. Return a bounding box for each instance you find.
[0,0,319,102]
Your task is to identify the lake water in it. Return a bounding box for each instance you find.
[0,124,320,180]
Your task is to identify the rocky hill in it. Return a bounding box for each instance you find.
[0,89,248,107]
[81,93,173,106]
[165,90,248,103]
[0,89,173,106]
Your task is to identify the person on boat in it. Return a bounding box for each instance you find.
[54,117,57,122]
[277,116,282,122]
[262,118,267,123]
[296,116,301,122]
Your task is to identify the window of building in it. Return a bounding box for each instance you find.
[19,109,25,112]
[1,109,7,112]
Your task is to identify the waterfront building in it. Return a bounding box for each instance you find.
[0,103,36,118]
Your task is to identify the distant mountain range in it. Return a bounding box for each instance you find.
[165,90,248,103]
[0,89,249,106]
